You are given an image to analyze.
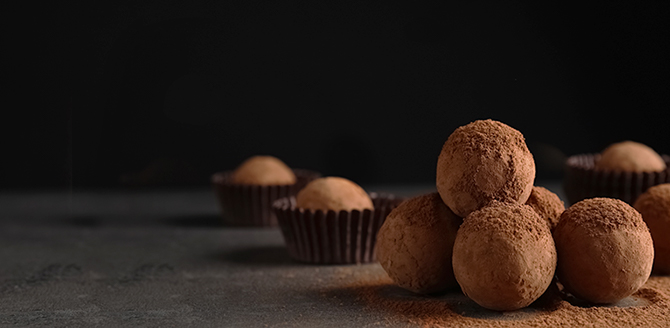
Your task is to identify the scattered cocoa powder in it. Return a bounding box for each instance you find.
[329,265,670,328]
[436,119,535,217]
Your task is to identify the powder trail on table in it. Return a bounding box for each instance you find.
[328,270,670,328]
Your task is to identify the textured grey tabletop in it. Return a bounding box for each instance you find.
[0,182,566,327]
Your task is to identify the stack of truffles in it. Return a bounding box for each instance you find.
[376,119,655,311]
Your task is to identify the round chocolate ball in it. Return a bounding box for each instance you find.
[376,193,462,294]
[295,177,373,212]
[525,186,565,231]
[231,155,296,185]
[595,141,666,172]
[634,184,670,274]
[553,198,654,303]
[452,202,556,311]
[436,119,536,217]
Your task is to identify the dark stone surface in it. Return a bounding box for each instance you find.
[0,183,565,327]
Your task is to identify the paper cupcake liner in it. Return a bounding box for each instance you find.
[212,169,321,227]
[272,193,404,264]
[563,154,670,205]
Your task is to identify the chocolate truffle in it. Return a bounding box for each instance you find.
[436,119,536,217]
[553,198,654,303]
[452,203,556,311]
[595,141,666,172]
[376,193,463,294]
[634,184,670,274]
[525,186,565,230]
[231,155,296,185]
[295,177,373,212]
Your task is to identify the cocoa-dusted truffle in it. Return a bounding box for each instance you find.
[436,119,536,217]
[452,202,556,311]
[553,198,654,303]
[376,193,462,294]
[634,184,670,274]
[595,141,666,172]
[525,186,565,230]
[231,155,296,185]
[295,177,373,212]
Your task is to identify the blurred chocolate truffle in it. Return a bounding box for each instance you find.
[436,119,536,217]
[595,141,666,172]
[452,202,556,311]
[376,193,462,294]
[525,186,565,230]
[553,198,654,303]
[295,177,373,212]
[634,183,670,274]
[231,155,296,185]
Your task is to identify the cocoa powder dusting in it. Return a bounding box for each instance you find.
[525,186,565,231]
[436,119,535,218]
[595,141,667,172]
[389,192,461,229]
[329,266,670,328]
[634,184,670,274]
[555,197,644,236]
[452,203,556,311]
[376,193,462,294]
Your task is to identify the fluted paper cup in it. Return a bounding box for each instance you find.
[273,193,403,264]
[563,154,670,205]
[212,169,321,227]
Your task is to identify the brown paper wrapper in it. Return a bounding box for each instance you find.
[563,154,670,205]
[272,193,403,264]
[212,169,321,227]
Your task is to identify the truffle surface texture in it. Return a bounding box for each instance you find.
[634,184,670,274]
[376,193,462,294]
[553,197,654,304]
[525,186,565,231]
[436,119,536,217]
[452,202,556,311]
[595,141,666,172]
[231,155,296,185]
[295,177,373,212]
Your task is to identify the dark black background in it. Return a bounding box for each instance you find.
[7,1,670,189]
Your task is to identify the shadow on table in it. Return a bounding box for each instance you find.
[53,214,225,228]
[162,214,226,228]
[57,215,103,228]
[212,245,297,267]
